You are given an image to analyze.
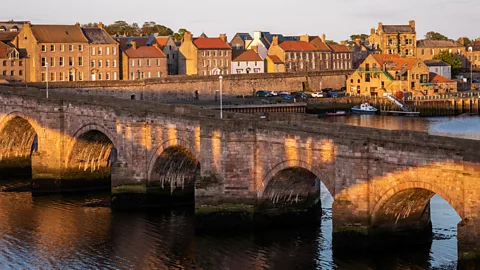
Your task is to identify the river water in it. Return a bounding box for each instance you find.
[0,116,478,269]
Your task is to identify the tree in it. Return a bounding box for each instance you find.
[172,28,189,42]
[325,40,338,45]
[433,51,462,75]
[425,31,448,40]
[346,34,369,47]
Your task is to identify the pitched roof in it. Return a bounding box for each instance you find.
[429,72,454,83]
[116,36,150,51]
[308,36,331,51]
[279,41,317,51]
[193,38,230,49]
[155,36,170,48]
[0,31,19,42]
[382,25,415,33]
[0,41,9,58]
[124,46,166,58]
[31,25,88,43]
[424,60,450,67]
[232,49,262,62]
[233,33,252,41]
[82,28,117,44]
[328,44,351,53]
[417,39,463,48]
[267,55,283,64]
[370,54,418,71]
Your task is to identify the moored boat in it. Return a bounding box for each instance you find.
[351,103,378,114]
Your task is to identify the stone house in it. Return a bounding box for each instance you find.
[246,31,270,59]
[82,24,120,81]
[154,35,178,75]
[0,41,26,81]
[367,20,416,57]
[14,23,90,82]
[0,21,29,32]
[231,47,264,74]
[268,36,326,72]
[351,38,377,69]
[328,42,352,70]
[121,41,167,80]
[308,34,332,70]
[230,33,252,50]
[347,54,455,97]
[416,39,467,69]
[424,60,451,79]
[265,55,285,73]
[178,32,232,75]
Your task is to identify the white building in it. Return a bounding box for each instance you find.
[245,31,270,59]
[231,49,264,74]
[424,60,451,79]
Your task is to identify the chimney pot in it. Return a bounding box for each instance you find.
[300,34,309,42]
[98,22,104,29]
[321,34,326,43]
[409,20,416,29]
[272,36,279,46]
[184,31,193,42]
[75,22,80,27]
[378,22,383,30]
[131,41,137,49]
[219,34,227,43]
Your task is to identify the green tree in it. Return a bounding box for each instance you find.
[425,31,448,40]
[433,51,462,75]
[172,28,189,41]
[346,33,369,47]
[325,40,338,45]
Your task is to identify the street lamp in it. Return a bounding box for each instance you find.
[219,75,223,119]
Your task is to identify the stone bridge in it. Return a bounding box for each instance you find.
[0,86,479,260]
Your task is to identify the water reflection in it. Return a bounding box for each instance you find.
[0,179,464,269]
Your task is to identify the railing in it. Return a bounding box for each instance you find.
[385,93,409,112]
[406,91,480,101]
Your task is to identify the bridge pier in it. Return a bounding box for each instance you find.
[458,218,480,260]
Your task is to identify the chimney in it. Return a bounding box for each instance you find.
[251,45,258,53]
[75,22,80,27]
[184,31,192,42]
[272,36,279,46]
[370,28,376,35]
[219,34,227,43]
[131,41,136,50]
[321,34,326,43]
[355,38,362,47]
[254,31,262,40]
[300,34,309,42]
[409,20,415,29]
[98,22,104,29]
[378,22,383,30]
[153,43,159,50]
[340,40,346,46]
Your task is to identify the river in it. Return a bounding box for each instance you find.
[0,116,478,269]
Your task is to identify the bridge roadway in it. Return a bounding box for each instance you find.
[0,86,479,260]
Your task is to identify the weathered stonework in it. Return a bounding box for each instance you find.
[0,86,479,262]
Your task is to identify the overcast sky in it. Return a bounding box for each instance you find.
[3,0,478,41]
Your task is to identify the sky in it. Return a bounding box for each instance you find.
[3,0,478,41]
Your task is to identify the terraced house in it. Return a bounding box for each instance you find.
[82,23,120,81]
[14,23,90,82]
[368,20,416,57]
[416,39,467,69]
[267,36,320,72]
[121,40,167,80]
[328,42,352,70]
[0,40,25,82]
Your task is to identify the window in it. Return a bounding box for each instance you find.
[173,54,175,59]
[138,59,141,67]
[41,57,46,67]
[113,60,117,67]
[431,49,435,55]
[2,71,5,76]
[92,60,96,68]
[59,57,64,66]
[113,72,117,80]
[69,44,73,51]
[106,60,110,67]
[78,72,83,81]
[130,72,134,80]
[148,72,151,78]
[167,54,169,59]
[92,47,96,56]
[147,59,150,66]
[213,51,217,57]
[19,70,23,76]
[42,45,46,52]
[421,49,425,56]
[220,59,223,66]
[202,60,206,67]
[106,72,110,80]
[10,70,15,76]
[225,60,229,66]
[113,47,116,55]
[131,60,135,67]
[106,47,110,55]
[78,57,83,66]
[98,72,102,80]
[207,51,210,57]
[201,51,205,57]
[236,69,242,74]
[219,51,223,56]
[59,72,64,81]
[98,47,102,55]
[50,72,55,81]
[50,57,55,67]
[41,72,46,82]
[2,60,6,66]
[60,45,64,52]
[98,60,102,68]
[156,59,160,66]
[69,57,74,66]
[78,45,83,51]
[416,74,419,79]
[225,51,228,56]
[207,59,211,66]
[19,61,23,67]
[50,45,55,52]
[214,59,217,66]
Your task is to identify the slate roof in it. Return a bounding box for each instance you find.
[116,36,150,51]
[31,25,88,43]
[234,33,252,41]
[429,72,454,83]
[124,46,166,58]
[232,49,262,62]
[193,38,231,49]
[382,25,415,33]
[424,60,450,67]
[82,28,117,44]
[417,39,463,48]
[279,41,317,51]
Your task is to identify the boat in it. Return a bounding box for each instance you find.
[326,111,347,117]
[351,103,378,114]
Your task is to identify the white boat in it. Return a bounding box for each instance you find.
[351,103,378,114]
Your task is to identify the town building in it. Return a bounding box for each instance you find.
[466,46,480,71]
[230,33,252,50]
[154,35,179,75]
[121,41,167,80]
[347,54,456,97]
[308,34,332,70]
[178,32,232,75]
[245,31,270,59]
[268,36,321,72]
[328,42,352,70]
[367,20,416,57]
[416,39,467,68]
[14,23,90,82]
[231,47,264,74]
[82,24,120,81]
[266,55,285,73]
[424,60,451,79]
[351,38,377,69]
[0,21,29,32]
[0,40,26,82]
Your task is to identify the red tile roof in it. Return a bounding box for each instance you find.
[232,49,262,62]
[308,36,331,51]
[124,46,166,58]
[429,72,454,83]
[279,41,317,51]
[328,44,351,53]
[193,38,230,49]
[0,41,8,58]
[267,55,283,64]
[370,54,418,71]
[155,37,169,48]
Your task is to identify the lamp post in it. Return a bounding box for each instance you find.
[219,75,223,119]
[45,62,49,99]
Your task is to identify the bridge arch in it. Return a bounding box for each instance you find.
[147,139,200,204]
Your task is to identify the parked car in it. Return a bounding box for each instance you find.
[311,92,324,98]
[292,92,308,99]
[281,94,293,100]
[256,90,269,97]
[279,91,291,95]
[329,91,339,98]
[269,91,278,96]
